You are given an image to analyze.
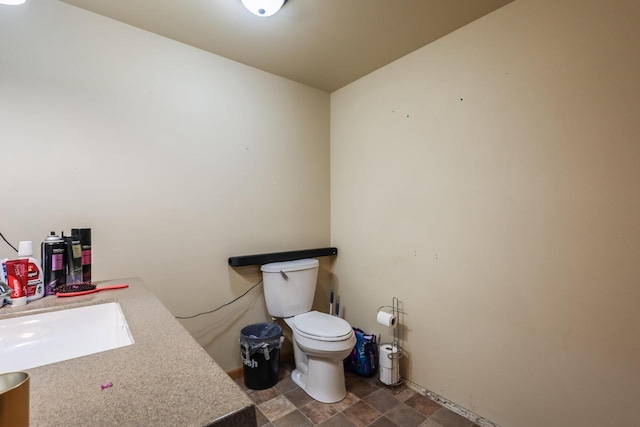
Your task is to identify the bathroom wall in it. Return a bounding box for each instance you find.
[0,0,330,370]
[331,1,640,426]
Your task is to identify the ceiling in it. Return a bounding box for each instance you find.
[59,0,515,93]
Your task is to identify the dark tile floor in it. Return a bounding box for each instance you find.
[234,360,477,427]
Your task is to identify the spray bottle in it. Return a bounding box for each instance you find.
[41,232,66,296]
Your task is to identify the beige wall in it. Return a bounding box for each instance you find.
[331,1,640,426]
[0,1,330,370]
[3,1,640,425]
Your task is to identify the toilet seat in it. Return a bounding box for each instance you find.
[291,311,353,342]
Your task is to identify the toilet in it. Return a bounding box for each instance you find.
[261,258,355,403]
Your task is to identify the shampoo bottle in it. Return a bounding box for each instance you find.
[62,233,83,284]
[18,241,45,302]
[71,228,91,283]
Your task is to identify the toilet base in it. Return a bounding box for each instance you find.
[290,368,306,389]
[290,357,347,403]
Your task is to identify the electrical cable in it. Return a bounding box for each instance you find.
[0,232,18,253]
[175,280,263,320]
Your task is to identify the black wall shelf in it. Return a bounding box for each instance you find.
[228,247,338,267]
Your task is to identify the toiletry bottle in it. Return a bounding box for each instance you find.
[71,228,91,283]
[62,233,83,284]
[6,259,28,307]
[18,241,45,302]
[41,232,66,296]
[1,258,9,306]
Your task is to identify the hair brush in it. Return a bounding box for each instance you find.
[55,283,129,297]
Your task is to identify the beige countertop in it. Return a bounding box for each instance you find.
[0,277,255,426]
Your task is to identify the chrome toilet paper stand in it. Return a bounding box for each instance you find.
[378,296,406,388]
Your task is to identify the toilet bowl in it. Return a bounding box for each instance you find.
[261,259,355,403]
[284,311,355,403]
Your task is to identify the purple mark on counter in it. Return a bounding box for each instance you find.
[101,382,113,390]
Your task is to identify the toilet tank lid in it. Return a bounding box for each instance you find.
[261,258,319,273]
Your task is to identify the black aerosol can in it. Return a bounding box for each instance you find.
[71,228,91,283]
[41,232,66,296]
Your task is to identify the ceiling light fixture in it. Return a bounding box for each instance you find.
[240,0,286,17]
[0,0,26,5]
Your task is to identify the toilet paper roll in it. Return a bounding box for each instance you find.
[376,310,396,327]
[378,344,398,368]
[380,366,400,385]
[379,344,400,385]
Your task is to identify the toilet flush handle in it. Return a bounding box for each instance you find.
[280,270,289,280]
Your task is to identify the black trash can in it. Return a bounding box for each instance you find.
[240,322,283,390]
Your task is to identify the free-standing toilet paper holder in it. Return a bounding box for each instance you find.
[378,297,406,387]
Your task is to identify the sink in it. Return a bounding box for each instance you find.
[0,302,134,372]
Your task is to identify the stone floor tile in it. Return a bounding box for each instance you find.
[404,394,442,417]
[317,413,358,427]
[428,408,475,427]
[276,370,289,383]
[331,392,360,412]
[347,378,379,399]
[272,409,314,427]
[248,386,281,405]
[363,374,384,386]
[258,395,297,422]
[368,416,401,427]
[345,371,362,384]
[284,387,314,408]
[387,385,415,403]
[342,400,382,427]
[385,403,427,427]
[280,359,296,372]
[299,399,339,424]
[255,407,270,427]
[275,375,298,394]
[363,389,401,414]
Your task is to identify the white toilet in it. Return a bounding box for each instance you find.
[261,258,355,403]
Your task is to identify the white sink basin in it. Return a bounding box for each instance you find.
[0,302,134,372]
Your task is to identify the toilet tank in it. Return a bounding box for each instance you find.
[261,259,319,318]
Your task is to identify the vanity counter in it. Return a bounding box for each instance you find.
[0,277,255,426]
